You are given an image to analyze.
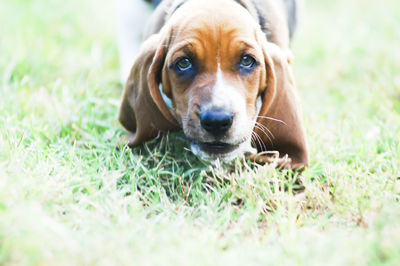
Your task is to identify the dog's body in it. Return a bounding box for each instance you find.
[118,0,309,169]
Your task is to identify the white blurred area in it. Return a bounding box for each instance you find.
[117,0,153,83]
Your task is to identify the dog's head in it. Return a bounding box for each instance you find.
[119,0,308,166]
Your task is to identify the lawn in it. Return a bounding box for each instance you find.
[1,0,399,265]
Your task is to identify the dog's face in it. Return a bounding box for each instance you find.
[119,0,309,168]
[159,2,269,161]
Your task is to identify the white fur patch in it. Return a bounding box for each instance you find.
[190,138,256,162]
[212,67,249,142]
[203,67,245,112]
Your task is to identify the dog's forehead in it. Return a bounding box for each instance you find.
[170,0,256,23]
[167,0,260,49]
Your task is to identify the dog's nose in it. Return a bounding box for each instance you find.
[200,109,234,136]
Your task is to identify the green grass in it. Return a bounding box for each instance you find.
[1,0,400,265]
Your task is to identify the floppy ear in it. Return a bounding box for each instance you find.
[119,33,179,147]
[252,41,309,169]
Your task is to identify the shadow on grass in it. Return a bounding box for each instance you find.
[115,131,316,211]
[117,131,215,205]
[58,117,328,214]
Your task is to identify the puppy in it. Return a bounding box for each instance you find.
[117,0,309,169]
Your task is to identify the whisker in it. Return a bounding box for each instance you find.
[252,131,266,152]
[256,116,287,126]
[248,119,267,151]
[254,124,273,148]
[255,131,267,152]
[250,134,255,146]
[255,121,275,140]
[250,132,258,148]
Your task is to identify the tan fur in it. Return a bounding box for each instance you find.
[119,0,309,169]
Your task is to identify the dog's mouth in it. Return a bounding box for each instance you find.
[195,141,239,154]
[190,138,256,162]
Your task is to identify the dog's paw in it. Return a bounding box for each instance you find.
[117,133,137,148]
[249,151,293,169]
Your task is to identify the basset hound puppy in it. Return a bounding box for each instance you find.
[118,0,309,169]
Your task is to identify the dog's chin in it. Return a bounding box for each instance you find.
[190,138,257,162]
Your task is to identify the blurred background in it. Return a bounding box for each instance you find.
[1,0,399,264]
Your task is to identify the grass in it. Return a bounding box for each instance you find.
[0,0,400,265]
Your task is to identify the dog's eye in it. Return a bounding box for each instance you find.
[176,57,192,71]
[239,55,256,68]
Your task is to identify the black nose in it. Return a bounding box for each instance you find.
[200,109,234,136]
